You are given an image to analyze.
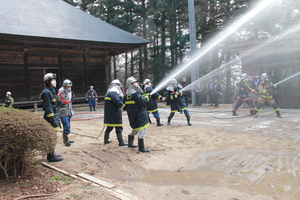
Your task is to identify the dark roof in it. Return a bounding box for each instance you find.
[0,0,149,46]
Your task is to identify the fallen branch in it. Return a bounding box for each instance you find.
[14,193,55,200]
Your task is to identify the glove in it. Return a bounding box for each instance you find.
[95,98,98,101]
[86,99,88,101]
[220,93,222,95]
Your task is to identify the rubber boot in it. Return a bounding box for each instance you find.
[167,117,171,125]
[232,111,238,116]
[128,135,138,148]
[116,132,128,146]
[67,135,74,143]
[93,107,96,111]
[156,118,163,126]
[276,111,283,118]
[138,138,150,153]
[253,110,258,118]
[250,110,255,116]
[90,107,92,112]
[186,116,192,126]
[63,134,71,146]
[47,150,63,162]
[104,130,112,144]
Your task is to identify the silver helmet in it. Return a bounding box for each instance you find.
[108,79,123,97]
[6,91,11,96]
[126,76,142,95]
[63,79,72,87]
[44,73,56,82]
[240,73,247,80]
[261,73,269,80]
[126,76,137,86]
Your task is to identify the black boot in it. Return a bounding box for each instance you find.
[116,132,128,146]
[90,107,92,112]
[93,107,96,111]
[47,151,63,162]
[138,138,150,153]
[232,111,238,116]
[276,111,283,118]
[156,118,163,126]
[63,134,71,146]
[186,117,192,126]
[104,130,112,144]
[128,135,138,148]
[167,117,171,125]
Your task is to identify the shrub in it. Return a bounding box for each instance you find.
[0,107,57,180]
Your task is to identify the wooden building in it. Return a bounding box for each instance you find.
[230,33,300,108]
[0,0,149,107]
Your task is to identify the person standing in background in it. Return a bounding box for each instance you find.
[86,86,98,111]
[58,79,74,147]
[4,91,14,108]
[212,78,223,108]
[206,78,214,106]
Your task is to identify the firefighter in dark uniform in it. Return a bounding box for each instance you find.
[4,91,14,108]
[254,73,283,118]
[40,73,63,162]
[103,79,128,146]
[142,79,165,126]
[125,76,151,152]
[166,79,192,126]
[232,73,256,116]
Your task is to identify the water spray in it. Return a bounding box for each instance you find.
[150,0,277,95]
[181,22,300,92]
[274,71,300,86]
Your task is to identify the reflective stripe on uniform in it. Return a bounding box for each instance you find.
[148,108,158,113]
[104,97,111,100]
[125,101,135,104]
[47,113,55,117]
[104,123,123,127]
[133,122,150,131]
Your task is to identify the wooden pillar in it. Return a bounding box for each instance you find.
[83,54,88,90]
[23,48,30,100]
[105,55,111,89]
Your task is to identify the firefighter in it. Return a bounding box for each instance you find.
[142,78,165,126]
[254,73,282,118]
[4,91,14,108]
[58,79,74,147]
[166,78,192,126]
[232,73,256,116]
[40,73,63,162]
[124,76,151,152]
[103,79,128,146]
[85,86,98,111]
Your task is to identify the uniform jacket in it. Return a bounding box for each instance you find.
[40,86,60,128]
[212,82,223,95]
[104,91,125,127]
[166,87,187,112]
[85,89,98,100]
[57,87,73,117]
[125,92,150,131]
[259,81,276,99]
[4,96,14,108]
[237,81,254,99]
[142,86,163,113]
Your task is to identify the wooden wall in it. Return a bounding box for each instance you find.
[0,39,109,104]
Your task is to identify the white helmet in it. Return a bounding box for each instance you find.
[6,91,11,96]
[261,73,269,80]
[63,79,72,87]
[126,76,137,86]
[240,73,247,80]
[170,78,178,84]
[143,79,151,85]
[111,79,122,85]
[44,73,56,82]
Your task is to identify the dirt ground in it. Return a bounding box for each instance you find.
[3,102,300,200]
